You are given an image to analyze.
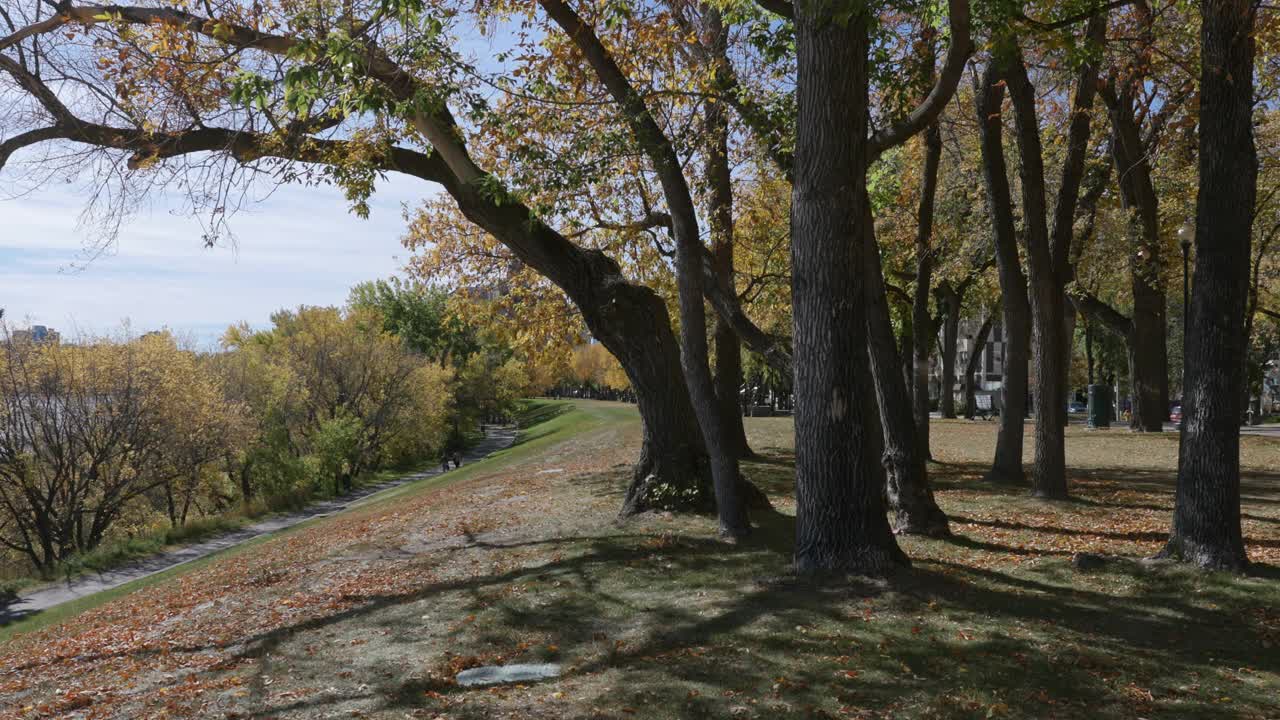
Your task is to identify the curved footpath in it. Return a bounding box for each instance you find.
[0,426,517,626]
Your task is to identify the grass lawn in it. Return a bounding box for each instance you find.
[1,400,1277,719]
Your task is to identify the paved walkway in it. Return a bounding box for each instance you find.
[0,427,516,626]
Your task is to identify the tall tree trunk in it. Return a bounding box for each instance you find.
[865,207,950,536]
[705,21,753,461]
[1159,0,1255,571]
[1099,0,1170,434]
[1106,96,1170,432]
[975,61,1030,486]
[1006,59,1068,499]
[912,121,942,451]
[964,312,995,418]
[1004,17,1104,499]
[791,4,906,574]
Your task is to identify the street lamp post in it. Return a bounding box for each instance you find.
[1178,221,1194,428]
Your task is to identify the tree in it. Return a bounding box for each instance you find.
[0,0,713,517]
[699,4,754,462]
[264,306,442,493]
[788,2,904,572]
[1157,0,1257,571]
[348,279,479,366]
[149,334,252,527]
[974,59,1033,486]
[974,14,1105,497]
[537,0,750,537]
[0,329,171,568]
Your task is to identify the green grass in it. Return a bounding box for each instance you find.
[0,399,591,643]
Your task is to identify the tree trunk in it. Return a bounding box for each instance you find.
[864,204,950,536]
[1107,102,1170,432]
[975,61,1030,486]
[540,0,743,533]
[706,41,753,462]
[1101,4,1170,434]
[1006,59,1067,499]
[1159,0,1254,571]
[600,281,714,517]
[940,290,960,419]
[1004,17,1103,499]
[1085,317,1095,385]
[964,312,994,418]
[790,4,906,574]
[912,122,942,450]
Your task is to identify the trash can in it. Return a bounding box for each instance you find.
[1090,384,1111,427]
[1088,384,1111,429]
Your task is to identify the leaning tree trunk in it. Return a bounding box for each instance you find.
[964,312,995,418]
[576,261,713,517]
[912,121,942,452]
[975,61,1030,486]
[865,206,950,536]
[790,4,906,574]
[1159,0,1255,571]
[539,0,747,535]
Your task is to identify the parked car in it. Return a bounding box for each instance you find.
[1169,405,1183,424]
[1068,401,1087,414]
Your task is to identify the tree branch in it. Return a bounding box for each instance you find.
[754,0,793,19]
[1015,0,1132,31]
[867,0,971,159]
[1070,289,1133,338]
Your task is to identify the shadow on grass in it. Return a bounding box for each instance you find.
[41,489,1269,720]
[23,437,1277,719]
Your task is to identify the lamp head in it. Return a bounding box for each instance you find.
[1178,221,1194,251]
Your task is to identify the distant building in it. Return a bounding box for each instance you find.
[929,317,1007,410]
[1263,356,1280,414]
[10,325,61,345]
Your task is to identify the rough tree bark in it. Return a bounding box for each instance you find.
[1103,84,1169,432]
[790,3,906,574]
[1003,16,1103,499]
[1158,0,1255,571]
[975,62,1031,486]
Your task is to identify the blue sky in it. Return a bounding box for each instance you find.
[0,20,517,348]
[0,167,432,348]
